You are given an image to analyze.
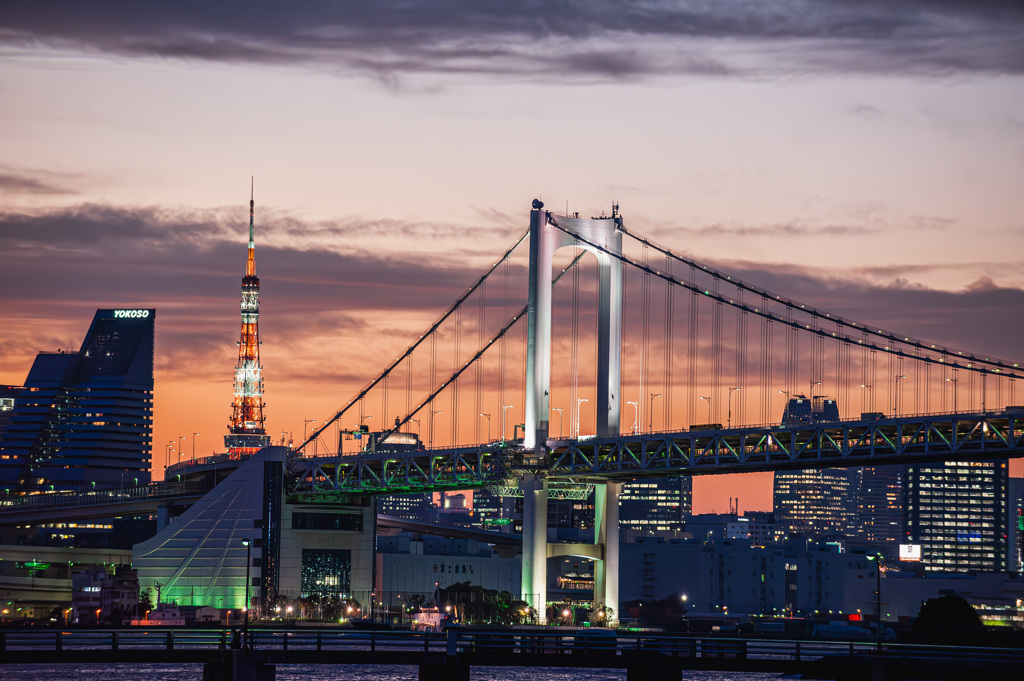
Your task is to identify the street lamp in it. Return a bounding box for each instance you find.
[727,387,740,429]
[192,432,199,461]
[946,377,958,412]
[894,375,907,417]
[809,381,821,398]
[501,405,515,442]
[627,401,638,435]
[178,435,186,465]
[649,393,662,433]
[860,385,874,413]
[575,398,589,438]
[241,539,252,645]
[699,396,712,423]
[551,407,563,438]
[479,413,491,442]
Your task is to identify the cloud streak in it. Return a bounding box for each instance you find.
[2,1,1022,80]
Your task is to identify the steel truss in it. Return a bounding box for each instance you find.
[286,410,1023,497]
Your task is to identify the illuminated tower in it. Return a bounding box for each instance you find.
[225,182,271,455]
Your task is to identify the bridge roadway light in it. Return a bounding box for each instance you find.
[860,385,873,413]
[809,381,821,398]
[429,410,442,448]
[627,401,638,435]
[649,393,662,433]
[894,375,907,417]
[178,435,186,465]
[192,432,199,461]
[479,413,491,442]
[501,405,514,442]
[551,407,563,438]
[945,377,958,412]
[304,420,316,454]
[727,388,740,429]
[699,396,712,424]
[575,398,589,438]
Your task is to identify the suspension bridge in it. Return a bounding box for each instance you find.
[279,200,1024,621]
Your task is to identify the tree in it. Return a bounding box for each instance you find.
[912,593,985,644]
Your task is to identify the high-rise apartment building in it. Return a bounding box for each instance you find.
[904,460,1009,573]
[0,309,154,494]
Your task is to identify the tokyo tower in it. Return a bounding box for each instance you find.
[225,181,271,455]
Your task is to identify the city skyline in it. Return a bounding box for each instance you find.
[2,3,1023,512]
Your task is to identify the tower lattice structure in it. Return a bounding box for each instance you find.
[225,184,271,455]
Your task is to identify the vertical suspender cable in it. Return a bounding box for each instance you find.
[664,255,673,430]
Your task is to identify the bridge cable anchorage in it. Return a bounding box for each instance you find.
[296,229,530,453]
[375,251,588,448]
[613,224,1024,377]
[547,219,1024,381]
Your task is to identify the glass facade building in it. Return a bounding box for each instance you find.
[855,465,904,543]
[0,309,154,494]
[905,460,1008,573]
[619,477,692,535]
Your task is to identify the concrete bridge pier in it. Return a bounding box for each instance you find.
[202,653,275,681]
[419,663,470,681]
[625,668,680,681]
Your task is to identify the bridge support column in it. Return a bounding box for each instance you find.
[520,475,548,622]
[593,481,621,625]
[525,206,623,450]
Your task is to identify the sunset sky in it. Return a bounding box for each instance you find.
[1,2,1022,513]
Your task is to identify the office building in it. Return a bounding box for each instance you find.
[856,465,904,543]
[904,460,1009,573]
[0,309,154,494]
[773,395,854,540]
[619,477,692,536]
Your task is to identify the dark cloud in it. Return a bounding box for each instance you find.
[1,1,1022,79]
[0,170,75,196]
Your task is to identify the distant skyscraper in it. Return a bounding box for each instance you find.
[905,460,1009,573]
[377,493,432,522]
[856,466,903,543]
[773,394,853,540]
[619,477,692,535]
[225,184,271,455]
[0,309,155,493]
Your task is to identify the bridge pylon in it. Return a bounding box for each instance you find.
[524,204,623,449]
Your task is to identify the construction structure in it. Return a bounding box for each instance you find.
[225,182,270,455]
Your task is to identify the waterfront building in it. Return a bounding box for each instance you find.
[378,493,433,522]
[1011,477,1024,573]
[904,460,1009,573]
[0,309,155,494]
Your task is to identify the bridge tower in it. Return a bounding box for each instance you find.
[225,180,271,455]
[522,201,624,622]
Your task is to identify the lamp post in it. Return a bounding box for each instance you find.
[627,401,639,435]
[575,398,589,438]
[304,419,316,454]
[178,435,186,465]
[242,539,252,645]
[778,390,790,423]
[648,393,662,433]
[699,396,712,424]
[727,387,740,429]
[868,554,882,649]
[945,377,959,412]
[501,405,514,442]
[860,384,874,413]
[551,407,563,438]
[809,381,821,398]
[894,375,907,417]
[192,432,199,461]
[429,410,442,448]
[479,413,491,442]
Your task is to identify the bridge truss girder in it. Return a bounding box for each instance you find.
[548,410,1024,479]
